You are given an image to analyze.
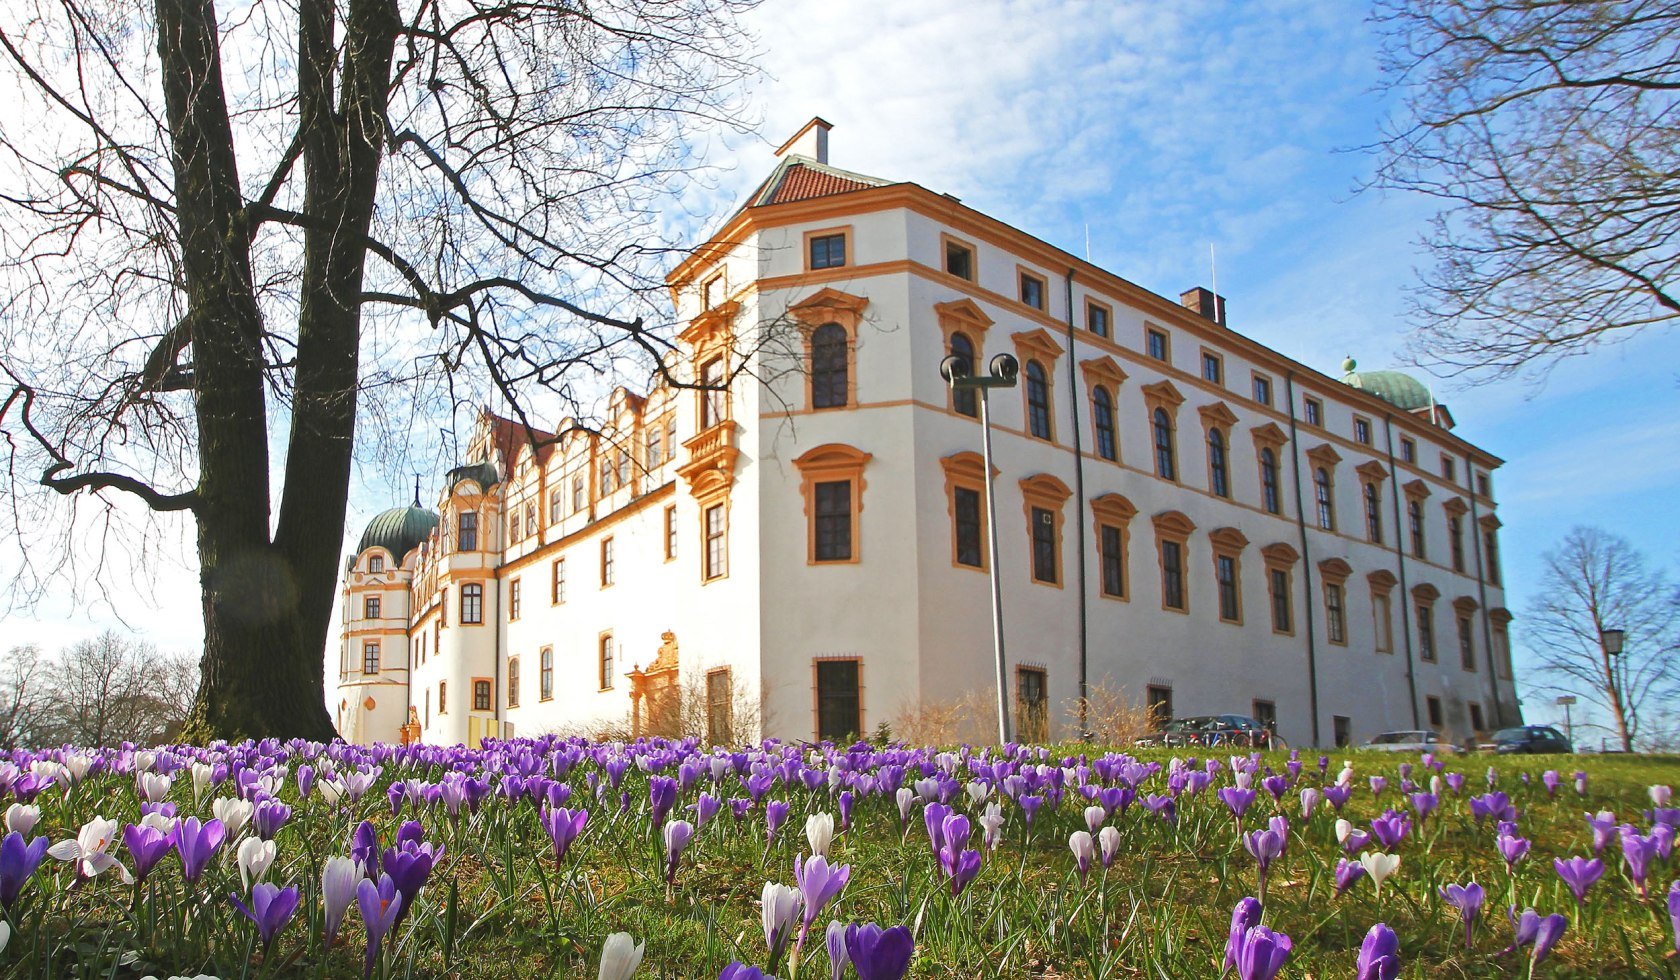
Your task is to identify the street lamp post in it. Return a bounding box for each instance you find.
[1554,694,1576,746]
[941,351,1020,746]
[1599,627,1629,752]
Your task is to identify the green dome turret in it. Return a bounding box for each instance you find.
[1340,358,1434,412]
[356,505,439,563]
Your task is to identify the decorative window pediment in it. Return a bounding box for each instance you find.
[1151,509,1196,539]
[1403,478,1432,500]
[1011,328,1065,366]
[1208,526,1249,553]
[1090,492,1138,526]
[1411,582,1441,603]
[1250,422,1288,452]
[1079,356,1128,390]
[1367,569,1398,593]
[1141,380,1185,414]
[1317,557,1353,583]
[1355,460,1389,483]
[1197,401,1240,431]
[1260,542,1300,567]
[1305,443,1342,469]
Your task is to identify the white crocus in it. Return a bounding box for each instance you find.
[1234,770,1253,791]
[134,751,156,772]
[978,801,1005,850]
[1359,851,1401,895]
[1098,826,1121,866]
[322,855,361,943]
[964,781,990,807]
[47,816,132,883]
[597,931,645,980]
[138,811,174,834]
[1300,788,1321,818]
[136,772,172,804]
[5,803,40,835]
[1337,763,1355,788]
[761,881,801,962]
[212,797,254,838]
[805,812,834,858]
[236,837,276,891]
[316,776,346,808]
[63,754,93,783]
[191,763,215,802]
[1084,805,1105,834]
[895,787,915,826]
[1335,818,1355,843]
[1651,785,1673,807]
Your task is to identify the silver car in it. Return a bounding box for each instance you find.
[1359,730,1458,754]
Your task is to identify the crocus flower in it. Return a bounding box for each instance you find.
[1496,833,1531,871]
[1243,827,1285,891]
[978,801,1005,850]
[1652,785,1673,807]
[541,806,589,864]
[322,856,360,946]
[648,776,678,830]
[4,804,40,836]
[122,823,174,886]
[806,812,835,858]
[1574,771,1588,795]
[1334,858,1366,895]
[229,882,300,952]
[1359,852,1400,896]
[663,819,695,886]
[212,797,254,838]
[1618,826,1659,898]
[825,920,848,980]
[1355,922,1400,980]
[1541,770,1560,798]
[1323,784,1352,811]
[1219,786,1256,819]
[718,966,767,980]
[1068,831,1094,884]
[381,832,442,929]
[1098,826,1121,869]
[0,831,49,910]
[237,836,276,891]
[1224,896,1262,972]
[357,874,404,980]
[845,922,914,980]
[1298,787,1320,818]
[1369,811,1410,850]
[766,800,791,845]
[1667,880,1679,956]
[1336,818,1370,855]
[1553,855,1604,904]
[599,931,645,980]
[1440,881,1485,948]
[761,882,800,971]
[1369,775,1387,798]
[1231,923,1292,980]
[1531,912,1568,965]
[1586,810,1618,855]
[795,853,850,929]
[49,816,133,883]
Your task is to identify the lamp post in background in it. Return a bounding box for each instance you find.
[941,351,1020,746]
[1599,627,1630,752]
[1554,694,1576,746]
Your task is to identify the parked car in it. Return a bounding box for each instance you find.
[1483,725,1573,754]
[1358,730,1458,754]
[1135,714,1286,750]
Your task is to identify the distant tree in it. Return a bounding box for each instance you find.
[0,644,51,748]
[42,631,193,746]
[0,0,759,740]
[1370,0,1680,379]
[1524,527,1680,752]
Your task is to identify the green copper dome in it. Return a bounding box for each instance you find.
[356,505,439,562]
[1340,357,1434,412]
[446,460,500,492]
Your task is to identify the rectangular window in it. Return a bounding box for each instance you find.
[813,480,853,562]
[704,504,727,580]
[1269,569,1292,633]
[1426,696,1443,728]
[1304,397,1323,427]
[944,239,974,280]
[701,272,722,310]
[664,505,678,560]
[599,633,615,689]
[362,641,379,675]
[1086,301,1110,338]
[1252,699,1276,732]
[815,660,861,742]
[1417,605,1436,661]
[540,647,554,701]
[1099,524,1125,598]
[1146,327,1169,362]
[508,660,520,708]
[1400,438,1416,464]
[1030,506,1057,584]
[1484,529,1501,585]
[809,232,847,270]
[549,488,563,524]
[700,357,726,429]
[364,596,381,619]
[1476,473,1491,499]
[438,682,447,714]
[706,668,734,746]
[525,501,537,538]
[551,558,566,604]
[1374,593,1393,653]
[600,538,615,587]
[1145,685,1173,726]
[647,428,663,471]
[1354,417,1372,445]
[1325,583,1346,644]
[1201,350,1223,386]
[1458,615,1476,671]
[954,487,983,569]
[461,583,483,625]
[1469,702,1485,733]
[509,578,522,620]
[509,507,521,542]
[473,679,492,712]
[1441,455,1457,482]
[1017,667,1049,743]
[1215,553,1240,622]
[616,453,630,492]
[1019,270,1046,310]
[1161,540,1185,610]
[572,476,585,514]
[457,511,478,551]
[368,556,385,573]
[1449,516,1466,572]
[1333,715,1351,748]
[1252,373,1272,407]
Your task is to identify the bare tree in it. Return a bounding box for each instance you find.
[0,0,759,739]
[0,644,51,748]
[1524,527,1680,752]
[1369,0,1680,379]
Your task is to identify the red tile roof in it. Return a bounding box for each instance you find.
[764,164,878,205]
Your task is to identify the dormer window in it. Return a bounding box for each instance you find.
[368,555,385,573]
[456,511,478,552]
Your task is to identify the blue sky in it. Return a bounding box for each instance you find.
[5,0,1675,734]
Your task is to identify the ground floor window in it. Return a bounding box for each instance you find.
[1145,684,1173,727]
[1332,715,1350,748]
[707,668,734,745]
[1016,667,1048,743]
[815,659,861,742]
[1468,701,1485,733]
[473,679,492,711]
[1427,695,1443,729]
[1251,699,1276,732]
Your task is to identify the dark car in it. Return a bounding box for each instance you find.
[1487,725,1573,754]
[1135,714,1285,750]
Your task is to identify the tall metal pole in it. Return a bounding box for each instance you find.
[978,390,1011,746]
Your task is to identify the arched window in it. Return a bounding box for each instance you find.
[1313,467,1334,530]
[1260,449,1280,515]
[950,332,978,417]
[1364,483,1383,543]
[1207,428,1229,498]
[1025,361,1052,439]
[1409,500,1426,558]
[507,658,520,707]
[368,555,385,573]
[1152,408,1176,481]
[540,647,554,701]
[1092,386,1117,461]
[810,322,848,409]
[438,681,448,714]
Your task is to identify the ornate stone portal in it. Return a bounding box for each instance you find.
[628,631,681,738]
[400,706,421,746]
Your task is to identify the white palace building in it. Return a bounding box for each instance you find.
[332,119,1519,750]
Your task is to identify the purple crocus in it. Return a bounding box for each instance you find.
[1219,786,1256,819]
[540,806,589,864]
[1667,880,1679,956]
[252,799,292,840]
[795,853,851,929]
[649,776,679,830]
[1322,784,1352,812]
[1369,811,1410,850]
[1618,826,1659,898]
[229,882,301,952]
[1553,855,1604,904]
[663,819,695,886]
[122,823,174,886]
[719,965,769,980]
[1334,858,1366,895]
[1223,896,1263,972]
[0,831,49,910]
[1439,881,1485,948]
[1496,832,1531,872]
[1541,770,1560,798]
[172,817,226,883]
[1355,922,1399,980]
[765,800,791,845]
[1531,912,1568,964]
[381,832,442,928]
[845,923,914,980]
[357,874,404,980]
[1231,923,1292,980]
[1243,827,1285,895]
[1585,810,1618,855]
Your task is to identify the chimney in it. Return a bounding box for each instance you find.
[774,116,833,165]
[1180,286,1227,326]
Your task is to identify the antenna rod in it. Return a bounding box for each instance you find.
[1210,242,1218,296]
